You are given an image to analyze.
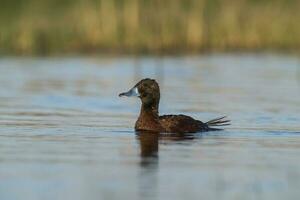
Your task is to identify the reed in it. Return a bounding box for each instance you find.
[0,0,300,55]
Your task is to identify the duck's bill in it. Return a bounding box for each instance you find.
[119,87,140,97]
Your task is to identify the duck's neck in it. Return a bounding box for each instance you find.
[135,101,162,132]
[140,102,159,118]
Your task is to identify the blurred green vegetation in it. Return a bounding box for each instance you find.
[0,0,300,55]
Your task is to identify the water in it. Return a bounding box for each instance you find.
[0,54,300,200]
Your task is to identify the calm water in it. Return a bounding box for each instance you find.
[0,54,300,200]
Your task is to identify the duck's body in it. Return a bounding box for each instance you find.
[119,78,229,133]
[159,114,209,133]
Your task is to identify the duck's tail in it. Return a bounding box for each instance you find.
[205,116,230,131]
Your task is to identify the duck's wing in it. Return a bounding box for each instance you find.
[159,114,208,133]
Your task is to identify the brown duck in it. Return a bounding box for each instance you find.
[119,78,230,133]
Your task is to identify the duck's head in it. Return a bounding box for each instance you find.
[119,78,160,108]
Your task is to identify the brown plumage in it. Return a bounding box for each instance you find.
[119,78,230,133]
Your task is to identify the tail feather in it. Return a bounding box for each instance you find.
[205,116,230,128]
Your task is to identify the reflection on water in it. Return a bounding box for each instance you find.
[137,131,197,200]
[137,132,159,200]
[0,54,300,200]
[137,131,196,166]
[138,131,159,159]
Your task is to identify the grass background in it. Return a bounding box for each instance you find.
[1,0,300,55]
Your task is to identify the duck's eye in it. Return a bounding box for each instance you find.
[142,83,149,88]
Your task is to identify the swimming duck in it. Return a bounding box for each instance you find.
[119,78,230,133]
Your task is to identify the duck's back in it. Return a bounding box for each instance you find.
[159,114,209,133]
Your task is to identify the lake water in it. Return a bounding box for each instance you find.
[0,54,300,200]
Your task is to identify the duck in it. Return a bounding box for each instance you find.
[119,78,230,133]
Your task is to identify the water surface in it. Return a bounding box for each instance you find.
[0,54,300,200]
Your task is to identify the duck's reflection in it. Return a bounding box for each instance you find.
[136,131,159,200]
[136,131,196,200]
[136,131,194,199]
[136,131,196,166]
[136,131,159,167]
